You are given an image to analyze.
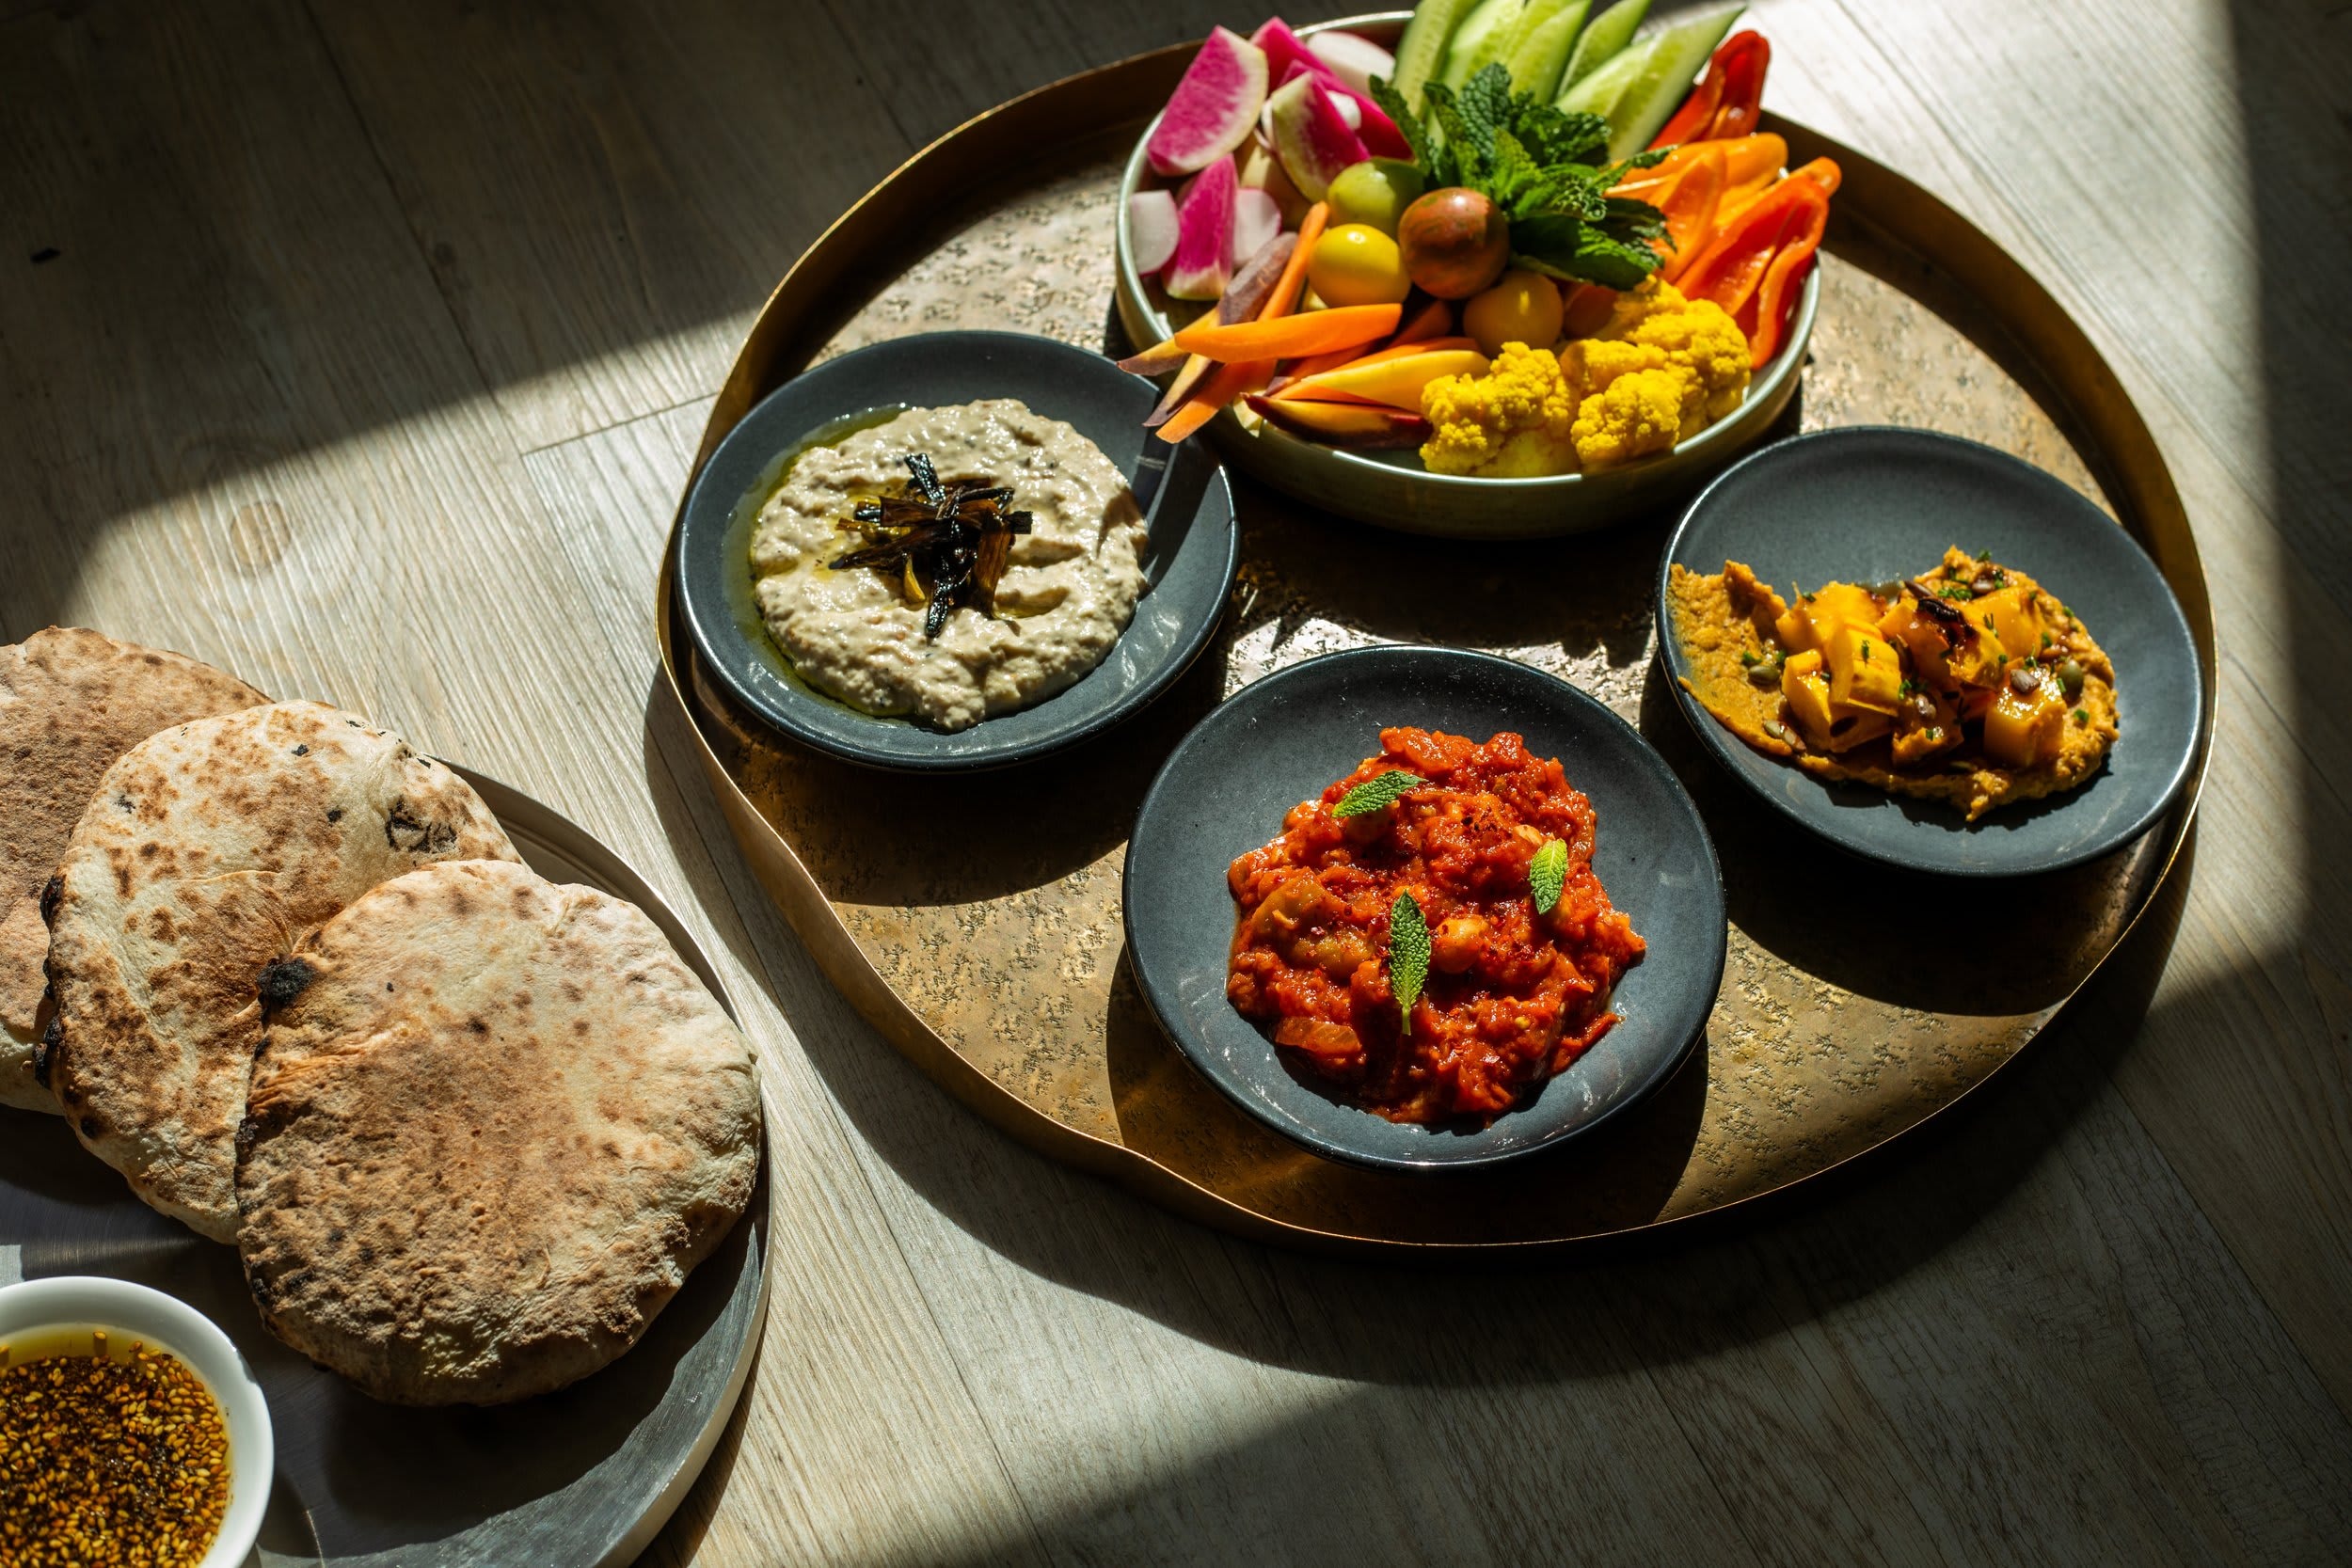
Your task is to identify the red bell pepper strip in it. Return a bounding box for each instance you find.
[1650,31,1771,149]
[1702,32,1771,141]
[1648,63,1724,150]
[1678,175,1827,319]
[1739,184,1828,367]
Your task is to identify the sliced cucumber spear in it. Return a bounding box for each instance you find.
[1502,0,1590,100]
[1391,0,1484,111]
[1559,0,1649,91]
[1438,0,1527,90]
[1558,2,1743,161]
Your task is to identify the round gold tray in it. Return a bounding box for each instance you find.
[653,32,2215,1257]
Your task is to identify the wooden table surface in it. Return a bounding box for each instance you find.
[4,1,2347,1561]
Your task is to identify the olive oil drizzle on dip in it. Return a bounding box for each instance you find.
[0,1328,230,1567]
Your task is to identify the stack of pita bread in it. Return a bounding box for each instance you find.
[2,628,760,1405]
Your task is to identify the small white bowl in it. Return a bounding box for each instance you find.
[0,1275,273,1568]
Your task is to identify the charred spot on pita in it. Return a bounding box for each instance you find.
[257,956,317,1010]
[385,799,458,855]
[33,1015,61,1084]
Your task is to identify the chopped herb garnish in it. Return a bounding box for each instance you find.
[1740,650,1759,667]
[1528,839,1567,915]
[1388,891,1429,1036]
[1333,770,1424,818]
[2074,707,2090,726]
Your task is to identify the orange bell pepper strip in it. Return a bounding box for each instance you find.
[1678,175,1828,319]
[1154,203,1332,442]
[1170,303,1400,362]
[1738,185,1828,367]
[1648,31,1771,150]
[1616,133,1785,199]
[1640,145,1727,283]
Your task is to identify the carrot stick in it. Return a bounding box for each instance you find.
[1256,202,1327,324]
[1171,303,1401,362]
[1154,203,1333,442]
[1269,339,1481,400]
[1157,359,1267,442]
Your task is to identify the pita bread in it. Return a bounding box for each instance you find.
[42,702,517,1240]
[0,628,264,1112]
[234,859,760,1405]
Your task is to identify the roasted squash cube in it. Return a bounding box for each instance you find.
[1780,650,1836,749]
[1803,581,1883,649]
[1824,625,1904,715]
[1971,585,2045,662]
[1774,604,1817,653]
[1982,680,2067,768]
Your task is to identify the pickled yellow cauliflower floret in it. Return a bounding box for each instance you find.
[1419,341,1580,477]
[1570,339,1669,396]
[1571,367,1691,468]
[1418,279,1752,477]
[1619,289,1751,420]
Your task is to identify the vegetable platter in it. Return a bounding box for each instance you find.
[653,12,2216,1256]
[1112,7,1828,535]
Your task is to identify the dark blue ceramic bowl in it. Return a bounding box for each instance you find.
[1122,646,1726,1173]
[675,331,1238,771]
[1657,426,2201,877]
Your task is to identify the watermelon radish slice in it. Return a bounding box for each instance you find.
[1267,73,1369,201]
[1257,24,1413,160]
[1231,188,1282,270]
[1163,156,1238,300]
[1146,27,1268,177]
[1306,30,1395,95]
[1128,190,1179,275]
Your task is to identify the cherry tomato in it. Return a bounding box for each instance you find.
[1307,224,1413,309]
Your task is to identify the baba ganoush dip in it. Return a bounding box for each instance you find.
[749,400,1148,731]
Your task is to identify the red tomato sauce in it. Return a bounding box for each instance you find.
[1225,727,1645,1124]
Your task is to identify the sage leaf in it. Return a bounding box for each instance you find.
[1529,838,1567,914]
[1389,891,1430,1036]
[1332,770,1424,819]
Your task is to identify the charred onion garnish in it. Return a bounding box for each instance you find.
[829,453,1032,639]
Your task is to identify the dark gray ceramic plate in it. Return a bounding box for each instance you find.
[675,330,1238,771]
[1657,426,2201,878]
[1122,647,1726,1173]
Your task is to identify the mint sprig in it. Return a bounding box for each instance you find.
[1332,770,1423,819]
[1529,838,1568,914]
[1388,891,1430,1037]
[1375,61,1669,288]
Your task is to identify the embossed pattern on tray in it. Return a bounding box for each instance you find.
[691,157,2169,1245]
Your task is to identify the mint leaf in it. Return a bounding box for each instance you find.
[1529,839,1567,914]
[1331,769,1424,819]
[1454,63,1515,160]
[1388,891,1430,1036]
[1368,76,1432,174]
[1515,102,1613,167]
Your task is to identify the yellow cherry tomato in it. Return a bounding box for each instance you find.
[1306,224,1413,309]
[1462,269,1565,357]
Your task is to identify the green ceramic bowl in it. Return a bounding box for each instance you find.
[1111,13,1819,540]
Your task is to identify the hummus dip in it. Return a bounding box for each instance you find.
[750,400,1148,731]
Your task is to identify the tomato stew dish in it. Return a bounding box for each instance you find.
[1225,726,1645,1124]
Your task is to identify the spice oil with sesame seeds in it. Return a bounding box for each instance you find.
[0,1324,232,1568]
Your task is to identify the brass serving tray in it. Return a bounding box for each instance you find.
[653,33,2215,1257]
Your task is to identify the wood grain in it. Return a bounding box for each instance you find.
[1,0,2346,1562]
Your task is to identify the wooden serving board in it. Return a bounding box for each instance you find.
[652,39,2216,1255]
